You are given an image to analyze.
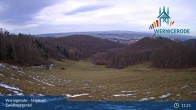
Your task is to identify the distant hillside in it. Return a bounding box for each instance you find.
[35,31,195,45]
[36,31,153,45]
[92,37,196,68]
[182,39,196,50]
[126,37,175,51]
[38,35,125,60]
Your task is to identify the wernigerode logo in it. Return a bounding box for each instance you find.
[149,6,190,34]
[149,6,174,29]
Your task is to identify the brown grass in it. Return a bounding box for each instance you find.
[0,59,196,101]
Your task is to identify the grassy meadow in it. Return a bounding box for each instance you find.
[0,59,196,101]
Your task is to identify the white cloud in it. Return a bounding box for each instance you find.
[1,0,196,36]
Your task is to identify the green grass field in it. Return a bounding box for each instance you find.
[0,59,196,101]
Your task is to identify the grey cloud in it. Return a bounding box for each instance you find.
[0,0,59,25]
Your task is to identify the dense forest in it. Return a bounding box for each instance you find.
[0,29,47,66]
[0,28,196,68]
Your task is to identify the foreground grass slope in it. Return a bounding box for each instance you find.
[0,59,196,101]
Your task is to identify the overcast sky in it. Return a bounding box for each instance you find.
[0,0,195,36]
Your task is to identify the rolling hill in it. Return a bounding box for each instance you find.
[92,37,196,68]
[38,35,125,60]
[35,31,196,45]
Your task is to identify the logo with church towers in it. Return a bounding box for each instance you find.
[149,6,174,29]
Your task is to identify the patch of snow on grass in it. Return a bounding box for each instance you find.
[32,77,55,86]
[159,93,171,98]
[180,85,188,89]
[13,91,23,96]
[139,97,154,101]
[0,83,21,91]
[0,83,23,95]
[113,94,133,97]
[29,94,45,96]
[149,97,155,99]
[176,94,180,96]
[189,91,196,93]
[121,90,135,93]
[37,94,45,96]
[146,92,152,94]
[65,93,89,98]
[139,98,148,101]
[17,71,24,74]
[26,80,34,84]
